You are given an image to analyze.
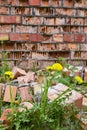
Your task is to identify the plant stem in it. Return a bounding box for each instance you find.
[8,79,15,125]
[41,76,51,115]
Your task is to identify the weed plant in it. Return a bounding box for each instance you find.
[0,58,86,130]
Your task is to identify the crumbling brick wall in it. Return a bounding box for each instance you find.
[0,0,87,69]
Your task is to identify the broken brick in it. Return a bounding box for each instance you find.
[19,87,33,102]
[30,82,41,95]
[48,83,83,109]
[3,86,17,102]
[18,102,33,112]
[17,72,35,83]
[0,108,12,124]
[12,66,27,79]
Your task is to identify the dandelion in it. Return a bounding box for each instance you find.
[75,76,83,84]
[52,63,63,71]
[14,100,19,105]
[4,71,14,79]
[46,66,53,70]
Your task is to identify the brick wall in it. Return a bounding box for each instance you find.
[0,0,87,69]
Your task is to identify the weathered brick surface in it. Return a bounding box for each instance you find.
[64,34,74,43]
[19,87,33,102]
[12,66,27,79]
[48,83,83,109]
[17,72,35,83]
[29,0,40,6]
[0,34,9,41]
[18,102,33,112]
[0,0,86,68]
[0,108,12,123]
[3,86,17,102]
[0,7,9,14]
[0,16,21,24]
[75,34,85,42]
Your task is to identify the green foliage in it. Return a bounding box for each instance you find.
[0,41,11,82]
[0,57,85,130]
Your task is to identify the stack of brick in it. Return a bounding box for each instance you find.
[0,65,86,125]
[0,0,86,69]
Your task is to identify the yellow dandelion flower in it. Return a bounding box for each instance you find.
[14,100,19,105]
[46,66,53,70]
[52,63,63,71]
[75,76,83,84]
[5,71,14,79]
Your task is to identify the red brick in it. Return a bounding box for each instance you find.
[67,43,79,50]
[41,0,49,6]
[31,83,41,95]
[64,34,74,42]
[37,43,57,51]
[0,7,9,14]
[48,83,83,109]
[10,33,30,41]
[0,108,12,124]
[75,34,85,42]
[32,52,48,59]
[16,26,37,33]
[58,43,67,50]
[86,34,87,42]
[81,52,87,59]
[84,27,87,33]
[0,43,13,50]
[10,33,42,42]
[81,44,87,51]
[0,34,9,41]
[45,18,54,25]
[17,76,24,84]
[50,0,62,6]
[19,0,29,6]
[29,34,42,42]
[18,59,38,69]
[12,66,27,79]
[0,0,7,5]
[74,0,85,7]
[63,0,73,7]
[0,16,21,24]
[53,34,63,42]
[8,0,19,5]
[55,18,65,25]
[3,86,17,102]
[18,102,33,112]
[11,7,30,15]
[77,10,85,17]
[46,26,60,34]
[39,61,54,69]
[19,87,33,102]
[0,25,14,33]
[22,16,43,25]
[24,72,35,83]
[64,9,76,16]
[43,35,52,43]
[17,72,35,83]
[70,27,79,33]
[29,0,40,6]
[71,18,84,25]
